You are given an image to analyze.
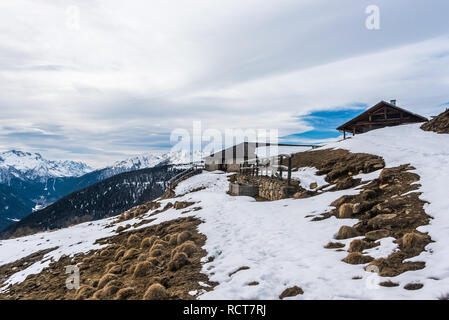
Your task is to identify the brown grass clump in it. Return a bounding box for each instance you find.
[140,236,156,249]
[324,242,345,249]
[153,239,169,248]
[174,241,197,257]
[92,289,105,299]
[279,286,304,299]
[349,239,378,253]
[133,262,153,278]
[368,258,425,277]
[336,226,361,239]
[401,232,429,251]
[75,285,95,300]
[404,283,424,290]
[147,257,159,266]
[149,248,163,257]
[0,216,215,300]
[114,248,125,261]
[116,225,126,233]
[168,233,179,245]
[365,229,390,241]
[343,252,374,265]
[150,243,166,252]
[103,282,122,297]
[177,231,192,244]
[127,234,141,247]
[108,265,122,274]
[137,253,149,262]
[143,283,169,300]
[379,280,399,287]
[338,203,353,218]
[98,273,118,289]
[168,252,190,271]
[229,266,250,276]
[115,287,136,300]
[122,248,139,260]
[105,262,117,272]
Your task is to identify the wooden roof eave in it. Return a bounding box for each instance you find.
[336,101,427,131]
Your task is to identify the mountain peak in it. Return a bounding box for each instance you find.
[0,150,93,182]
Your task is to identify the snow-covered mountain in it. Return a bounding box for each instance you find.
[109,150,204,171]
[97,150,206,180]
[0,150,93,183]
[0,149,205,231]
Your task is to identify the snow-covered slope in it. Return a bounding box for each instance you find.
[2,124,449,299]
[0,150,92,183]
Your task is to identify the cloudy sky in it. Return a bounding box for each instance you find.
[1,0,448,167]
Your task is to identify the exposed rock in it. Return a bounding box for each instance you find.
[331,195,355,208]
[367,214,397,229]
[421,108,449,134]
[338,203,354,218]
[365,229,390,241]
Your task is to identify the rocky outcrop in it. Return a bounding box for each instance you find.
[421,108,449,134]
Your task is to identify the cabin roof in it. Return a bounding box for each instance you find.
[337,100,427,131]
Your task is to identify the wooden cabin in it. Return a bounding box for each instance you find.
[204,142,313,172]
[337,100,427,138]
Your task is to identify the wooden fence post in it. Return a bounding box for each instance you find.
[288,157,292,186]
[279,155,283,180]
[256,160,259,177]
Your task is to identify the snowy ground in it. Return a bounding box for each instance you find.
[1,123,449,299]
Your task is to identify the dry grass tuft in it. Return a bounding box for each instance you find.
[140,236,156,249]
[114,287,136,300]
[343,252,374,265]
[168,233,179,246]
[75,285,95,300]
[127,234,141,247]
[114,248,125,261]
[173,241,197,257]
[143,283,169,300]
[98,273,118,289]
[324,242,345,249]
[133,262,153,278]
[168,252,190,271]
[177,231,192,244]
[122,248,139,260]
[149,248,163,257]
[279,286,304,299]
[336,225,361,239]
[349,239,378,253]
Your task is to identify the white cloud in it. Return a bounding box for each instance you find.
[0,0,448,166]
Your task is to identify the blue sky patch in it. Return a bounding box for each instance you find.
[281,105,368,143]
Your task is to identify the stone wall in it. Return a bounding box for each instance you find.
[234,174,300,201]
[229,183,259,197]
